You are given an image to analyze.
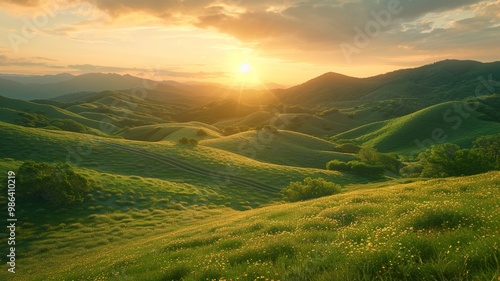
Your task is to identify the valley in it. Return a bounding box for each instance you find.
[0,59,499,280]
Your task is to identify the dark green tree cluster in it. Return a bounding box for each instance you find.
[281,177,341,202]
[179,137,198,146]
[326,160,385,177]
[358,147,401,173]
[405,134,499,178]
[196,129,208,136]
[18,161,92,207]
[221,126,250,136]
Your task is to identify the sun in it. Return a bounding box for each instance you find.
[239,63,251,74]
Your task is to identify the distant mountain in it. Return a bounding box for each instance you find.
[280,60,500,105]
[0,73,155,100]
[0,73,74,84]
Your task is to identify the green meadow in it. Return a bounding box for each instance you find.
[1,168,498,280]
[0,60,499,280]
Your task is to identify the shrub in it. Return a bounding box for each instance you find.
[178,137,190,145]
[348,161,385,177]
[326,160,350,172]
[281,177,341,202]
[416,134,500,178]
[337,143,361,153]
[196,129,208,136]
[179,137,198,147]
[358,147,401,173]
[188,138,198,146]
[17,161,92,206]
[327,160,385,177]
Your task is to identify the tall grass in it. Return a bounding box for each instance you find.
[0,172,498,280]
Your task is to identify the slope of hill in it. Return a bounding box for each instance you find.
[0,95,116,133]
[2,170,498,280]
[334,96,500,153]
[0,73,153,100]
[202,129,356,169]
[0,121,362,190]
[121,122,222,142]
[0,73,74,84]
[279,60,500,107]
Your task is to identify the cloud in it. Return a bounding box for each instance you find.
[0,54,64,68]
[68,64,228,78]
[2,0,498,68]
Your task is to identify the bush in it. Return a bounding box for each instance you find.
[358,147,401,173]
[189,138,198,146]
[196,129,208,136]
[179,137,198,147]
[17,161,92,206]
[327,160,385,177]
[417,134,500,178]
[281,177,341,202]
[472,134,500,169]
[179,137,190,145]
[326,160,350,172]
[337,143,361,153]
[348,161,385,177]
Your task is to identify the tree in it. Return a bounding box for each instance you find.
[179,137,190,145]
[472,134,500,170]
[281,177,341,202]
[418,144,462,177]
[196,129,208,136]
[418,143,485,177]
[327,160,385,177]
[189,138,198,146]
[358,147,401,173]
[326,160,350,172]
[18,161,92,207]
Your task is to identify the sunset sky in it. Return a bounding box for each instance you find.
[0,0,499,86]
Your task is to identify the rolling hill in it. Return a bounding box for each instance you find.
[202,129,356,169]
[1,59,499,280]
[279,60,500,108]
[333,96,500,153]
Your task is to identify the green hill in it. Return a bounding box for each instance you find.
[121,122,222,142]
[202,129,356,169]
[279,60,500,107]
[2,170,498,280]
[0,95,117,134]
[334,97,500,154]
[0,121,362,190]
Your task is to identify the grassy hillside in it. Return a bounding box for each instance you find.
[1,171,498,280]
[0,121,365,189]
[121,122,222,142]
[334,99,500,153]
[0,95,113,132]
[279,60,500,107]
[202,130,356,169]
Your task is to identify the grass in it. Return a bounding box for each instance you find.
[0,170,498,280]
[202,129,356,169]
[334,100,500,153]
[122,122,222,142]
[1,92,500,280]
[0,95,110,131]
[0,120,366,190]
